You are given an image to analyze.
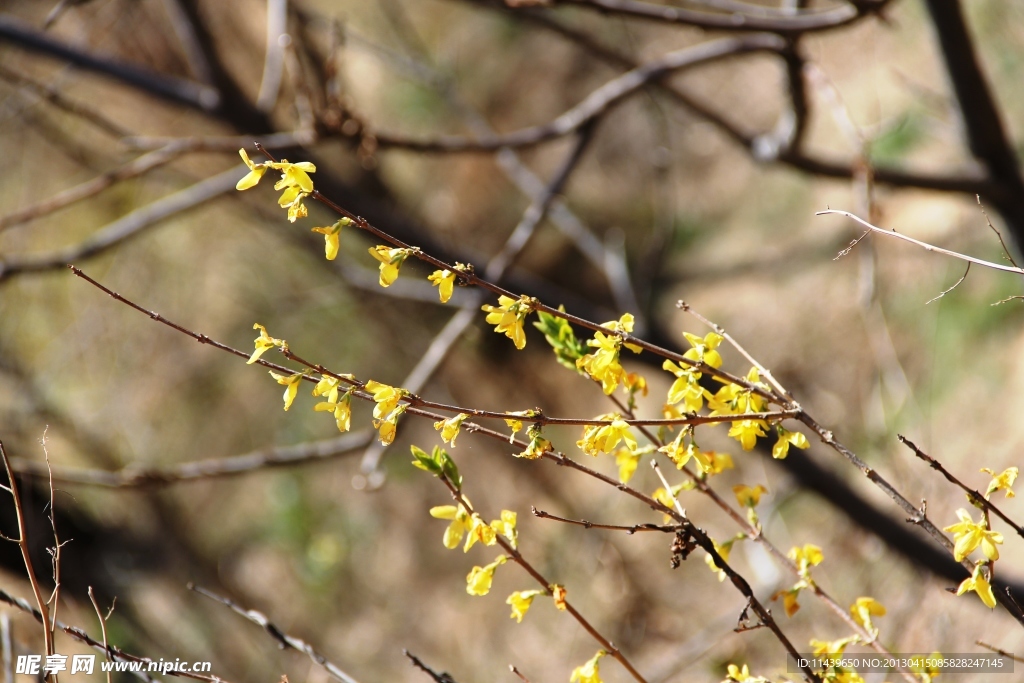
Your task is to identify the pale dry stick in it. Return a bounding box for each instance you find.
[976,195,1020,268]
[256,0,288,112]
[676,300,796,404]
[366,35,787,153]
[87,587,113,683]
[0,63,130,139]
[0,587,218,683]
[550,0,887,33]
[508,665,532,683]
[975,641,1024,663]
[40,431,64,646]
[0,167,241,282]
[924,262,970,305]
[358,125,597,478]
[12,431,371,488]
[898,436,1024,540]
[0,441,55,670]
[438,476,651,683]
[189,584,362,683]
[817,210,1024,276]
[1,614,11,683]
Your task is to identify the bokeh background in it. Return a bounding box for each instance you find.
[1,0,1024,681]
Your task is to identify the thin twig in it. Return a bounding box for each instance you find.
[403,651,458,683]
[898,435,1024,540]
[189,584,362,683]
[532,507,676,533]
[924,262,970,305]
[817,209,1024,276]
[88,587,113,683]
[975,641,1024,663]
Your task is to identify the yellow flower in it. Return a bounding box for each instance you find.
[504,410,533,443]
[482,295,535,350]
[269,370,305,411]
[551,584,568,610]
[517,425,551,459]
[981,466,1018,499]
[623,372,647,396]
[849,597,886,635]
[662,360,707,413]
[773,426,810,459]
[810,635,860,656]
[368,246,418,287]
[709,368,768,416]
[428,269,457,303]
[507,589,544,623]
[683,331,724,369]
[466,555,507,596]
[658,430,712,473]
[270,159,316,194]
[705,535,743,582]
[248,323,286,364]
[576,416,637,457]
[614,445,654,483]
[365,380,407,445]
[771,587,803,617]
[236,149,270,190]
[733,484,768,508]
[704,451,734,475]
[311,218,350,260]
[570,651,606,683]
[728,419,767,451]
[434,413,469,447]
[490,510,518,549]
[430,503,473,550]
[789,544,824,579]
[313,380,352,432]
[276,185,310,222]
[722,663,768,683]
[944,508,1003,561]
[463,513,497,552]
[956,563,996,608]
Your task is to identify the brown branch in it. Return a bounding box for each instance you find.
[0,441,55,669]
[189,584,362,683]
[11,431,371,488]
[404,652,458,683]
[975,641,1024,664]
[898,436,1024,540]
[532,507,676,533]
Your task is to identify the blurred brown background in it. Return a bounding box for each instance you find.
[1,0,1024,681]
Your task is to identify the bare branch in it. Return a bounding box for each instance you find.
[190,584,362,683]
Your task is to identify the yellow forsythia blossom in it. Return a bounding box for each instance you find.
[850,597,886,635]
[810,635,860,656]
[981,466,1018,499]
[463,513,497,552]
[721,663,769,683]
[705,536,733,582]
[570,651,606,683]
[733,484,768,508]
[368,246,418,287]
[434,413,469,447]
[311,218,350,261]
[364,380,407,445]
[466,555,507,596]
[428,269,457,303]
[956,563,996,608]
[517,425,551,459]
[248,323,286,364]
[659,430,712,473]
[551,584,568,610]
[662,359,707,413]
[576,313,641,395]
[430,503,473,550]
[790,544,824,579]
[683,331,723,368]
[236,149,270,190]
[481,295,536,350]
[490,510,518,549]
[704,451,734,474]
[506,589,544,623]
[773,425,810,459]
[708,367,768,416]
[944,508,1003,561]
[313,377,352,433]
[269,371,305,411]
[728,419,767,451]
[577,416,637,457]
[613,445,654,483]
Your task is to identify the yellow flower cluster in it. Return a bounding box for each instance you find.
[434,413,469,447]
[482,295,537,349]
[577,415,636,457]
[576,314,642,395]
[237,150,316,222]
[365,380,407,445]
[430,504,518,552]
